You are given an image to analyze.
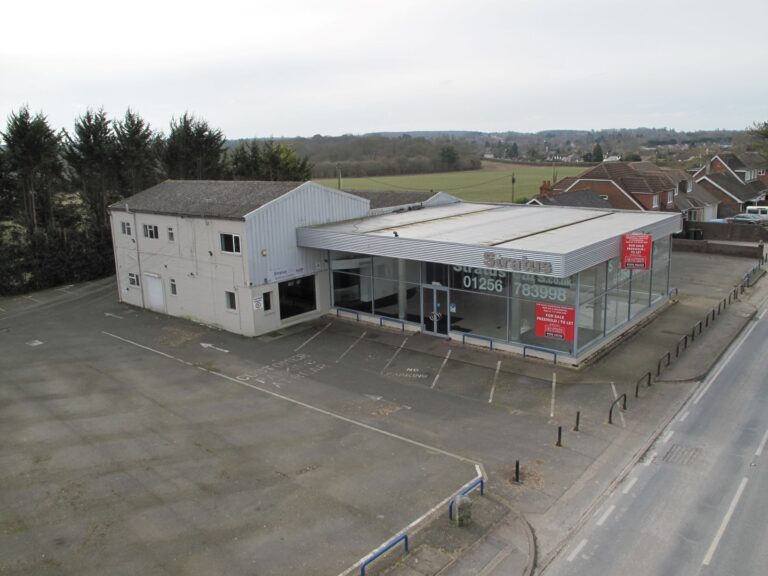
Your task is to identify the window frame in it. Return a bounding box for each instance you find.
[225,290,237,311]
[170,278,177,295]
[121,221,132,236]
[167,227,175,242]
[652,195,659,208]
[263,291,272,311]
[143,224,159,239]
[220,233,242,254]
[128,272,140,287]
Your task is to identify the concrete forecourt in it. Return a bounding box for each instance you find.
[0,249,763,575]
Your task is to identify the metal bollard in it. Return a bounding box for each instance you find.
[574,411,581,432]
[556,426,562,447]
[515,460,520,483]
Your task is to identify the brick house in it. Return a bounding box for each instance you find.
[691,153,767,217]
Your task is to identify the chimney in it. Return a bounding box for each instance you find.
[540,180,552,195]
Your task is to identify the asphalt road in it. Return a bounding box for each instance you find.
[543,301,768,576]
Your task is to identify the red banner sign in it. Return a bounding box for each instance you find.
[621,233,652,270]
[535,303,575,342]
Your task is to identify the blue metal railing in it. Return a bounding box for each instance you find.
[448,477,485,520]
[360,534,408,575]
[379,317,406,332]
[461,333,494,350]
[523,345,558,365]
[336,307,361,321]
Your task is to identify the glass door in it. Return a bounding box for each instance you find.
[423,286,449,336]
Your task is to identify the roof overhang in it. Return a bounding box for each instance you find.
[297,203,682,278]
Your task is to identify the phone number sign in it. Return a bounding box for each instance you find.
[621,233,652,270]
[535,303,575,341]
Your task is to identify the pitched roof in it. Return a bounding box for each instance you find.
[534,189,612,209]
[343,189,433,209]
[553,162,675,195]
[551,176,578,191]
[108,180,307,219]
[698,172,763,203]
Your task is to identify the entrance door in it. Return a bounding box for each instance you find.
[144,274,165,312]
[423,286,449,336]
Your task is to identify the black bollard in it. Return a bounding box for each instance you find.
[515,460,520,483]
[556,426,562,447]
[574,411,581,432]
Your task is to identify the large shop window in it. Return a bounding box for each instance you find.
[449,290,507,340]
[651,238,670,303]
[372,278,421,322]
[279,275,316,319]
[333,271,372,313]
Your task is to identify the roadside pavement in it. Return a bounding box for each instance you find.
[382,253,765,576]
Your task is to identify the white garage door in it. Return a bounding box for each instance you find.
[144,274,165,312]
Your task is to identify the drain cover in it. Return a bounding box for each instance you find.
[663,444,701,465]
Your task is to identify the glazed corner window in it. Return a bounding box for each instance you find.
[263,291,272,311]
[170,279,177,295]
[121,221,132,235]
[225,291,237,310]
[220,233,241,254]
[128,273,140,286]
[143,224,159,239]
[168,227,175,242]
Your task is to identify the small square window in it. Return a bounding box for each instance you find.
[121,221,132,235]
[225,291,237,310]
[170,279,177,295]
[143,224,159,239]
[220,233,241,254]
[128,273,140,287]
[263,291,272,311]
[168,227,175,242]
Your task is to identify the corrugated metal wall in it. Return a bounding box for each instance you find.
[245,183,369,286]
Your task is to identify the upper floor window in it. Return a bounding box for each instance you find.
[225,290,237,310]
[143,224,159,239]
[121,221,132,236]
[220,233,241,254]
[168,227,175,242]
[170,278,177,295]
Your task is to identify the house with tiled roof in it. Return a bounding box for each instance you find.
[691,153,767,217]
[539,162,677,212]
[630,163,719,222]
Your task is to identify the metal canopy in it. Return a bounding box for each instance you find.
[297,203,682,278]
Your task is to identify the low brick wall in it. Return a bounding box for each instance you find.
[672,238,763,259]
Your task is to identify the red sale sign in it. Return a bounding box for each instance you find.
[621,233,652,270]
[535,303,576,342]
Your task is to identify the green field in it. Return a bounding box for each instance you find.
[314,161,587,203]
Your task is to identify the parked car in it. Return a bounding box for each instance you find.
[728,213,765,225]
[746,205,768,221]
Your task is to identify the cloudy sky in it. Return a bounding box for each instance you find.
[2,0,766,138]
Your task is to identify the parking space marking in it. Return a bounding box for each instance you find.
[702,477,749,566]
[336,331,366,363]
[102,331,480,467]
[430,349,452,389]
[381,337,409,374]
[24,295,42,304]
[662,430,674,444]
[294,322,331,352]
[755,428,768,457]
[489,360,501,403]
[643,451,657,466]
[679,410,689,423]
[567,539,588,562]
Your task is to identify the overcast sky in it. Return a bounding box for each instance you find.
[2,0,766,138]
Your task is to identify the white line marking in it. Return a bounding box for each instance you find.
[550,372,557,418]
[0,306,5,312]
[596,504,616,526]
[755,428,768,457]
[200,342,229,353]
[294,322,331,352]
[104,312,124,319]
[431,349,452,389]
[103,331,479,468]
[759,309,767,320]
[662,430,675,444]
[702,477,749,566]
[611,381,626,427]
[489,360,501,403]
[336,331,367,363]
[24,295,42,303]
[566,539,588,562]
[622,477,638,495]
[679,411,689,423]
[381,337,408,374]
[643,451,657,466]
[694,318,760,405]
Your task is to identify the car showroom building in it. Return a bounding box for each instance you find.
[110,180,682,364]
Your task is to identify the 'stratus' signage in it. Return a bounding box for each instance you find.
[483,252,553,275]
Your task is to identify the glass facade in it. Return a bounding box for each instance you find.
[329,237,672,357]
